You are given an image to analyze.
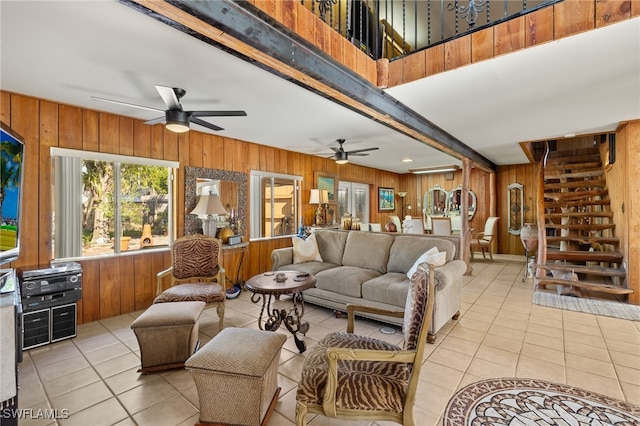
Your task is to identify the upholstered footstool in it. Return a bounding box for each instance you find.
[185,328,287,426]
[131,301,206,373]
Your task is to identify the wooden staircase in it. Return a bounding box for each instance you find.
[536,146,632,298]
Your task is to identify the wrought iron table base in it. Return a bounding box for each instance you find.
[252,292,309,352]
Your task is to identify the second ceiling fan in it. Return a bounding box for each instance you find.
[328,139,379,164]
[91,85,246,133]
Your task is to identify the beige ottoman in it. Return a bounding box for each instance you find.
[186,328,287,426]
[131,301,206,373]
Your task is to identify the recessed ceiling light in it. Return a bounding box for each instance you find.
[564,133,576,138]
[402,158,413,163]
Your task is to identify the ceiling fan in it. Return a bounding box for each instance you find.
[328,139,379,164]
[91,85,246,133]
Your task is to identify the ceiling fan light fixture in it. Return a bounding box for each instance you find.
[165,110,190,133]
[335,151,348,164]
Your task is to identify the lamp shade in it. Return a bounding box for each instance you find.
[320,189,329,204]
[309,189,320,204]
[190,193,228,216]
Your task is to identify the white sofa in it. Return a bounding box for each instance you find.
[271,229,466,342]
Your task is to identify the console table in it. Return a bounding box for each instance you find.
[221,242,249,290]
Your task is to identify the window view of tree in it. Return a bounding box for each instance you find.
[52,149,175,259]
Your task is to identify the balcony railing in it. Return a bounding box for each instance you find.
[301,0,561,60]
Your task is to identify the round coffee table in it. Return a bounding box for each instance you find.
[245,270,316,353]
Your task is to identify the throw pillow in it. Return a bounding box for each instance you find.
[406,247,446,279]
[292,233,323,263]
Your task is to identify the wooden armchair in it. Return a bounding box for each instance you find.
[155,234,226,330]
[431,216,452,235]
[471,216,500,261]
[295,263,436,426]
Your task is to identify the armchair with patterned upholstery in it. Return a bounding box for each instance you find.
[155,234,226,330]
[295,263,436,426]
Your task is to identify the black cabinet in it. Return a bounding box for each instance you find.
[22,303,77,350]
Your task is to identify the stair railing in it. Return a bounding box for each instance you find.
[535,141,550,285]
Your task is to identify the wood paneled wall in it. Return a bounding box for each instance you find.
[0,90,398,323]
[388,0,638,87]
[600,121,640,304]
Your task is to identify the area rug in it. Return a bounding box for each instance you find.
[443,378,640,426]
[533,291,640,321]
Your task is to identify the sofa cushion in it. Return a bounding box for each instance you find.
[361,272,410,308]
[387,235,457,273]
[292,233,323,263]
[314,230,349,266]
[315,266,381,298]
[341,232,394,274]
[276,261,339,275]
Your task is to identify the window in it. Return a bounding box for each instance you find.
[337,181,370,223]
[51,148,177,259]
[250,171,302,239]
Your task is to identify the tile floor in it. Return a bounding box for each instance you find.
[17,255,640,426]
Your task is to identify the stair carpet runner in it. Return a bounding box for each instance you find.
[537,148,631,298]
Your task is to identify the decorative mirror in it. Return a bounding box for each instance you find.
[184,166,248,237]
[446,185,477,219]
[507,182,524,235]
[423,185,449,231]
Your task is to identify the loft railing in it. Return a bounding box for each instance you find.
[301,0,562,60]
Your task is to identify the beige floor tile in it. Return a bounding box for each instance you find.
[132,394,197,426]
[474,344,519,370]
[104,366,161,395]
[564,329,606,348]
[83,341,131,365]
[564,339,611,362]
[481,334,523,354]
[566,367,624,400]
[487,323,525,342]
[446,325,486,343]
[428,346,473,372]
[620,381,640,406]
[35,354,90,383]
[526,322,564,339]
[609,350,640,370]
[16,402,58,426]
[563,321,602,337]
[523,330,564,351]
[41,366,101,398]
[28,340,81,368]
[466,357,515,379]
[565,353,617,378]
[49,380,113,416]
[414,381,454,417]
[59,397,129,426]
[438,335,481,355]
[161,368,195,391]
[520,342,565,366]
[604,338,640,356]
[93,352,142,379]
[420,360,464,391]
[516,355,566,382]
[614,364,640,385]
[117,377,177,414]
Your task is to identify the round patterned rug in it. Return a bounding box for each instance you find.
[443,378,640,426]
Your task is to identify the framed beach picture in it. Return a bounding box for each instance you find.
[378,187,395,211]
[315,172,338,204]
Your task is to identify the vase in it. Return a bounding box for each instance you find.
[520,223,538,252]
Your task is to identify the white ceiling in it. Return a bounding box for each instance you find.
[1,1,638,173]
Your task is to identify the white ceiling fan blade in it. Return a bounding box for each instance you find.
[91,96,163,113]
[155,85,182,111]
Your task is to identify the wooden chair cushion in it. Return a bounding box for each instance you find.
[296,332,409,413]
[154,283,225,304]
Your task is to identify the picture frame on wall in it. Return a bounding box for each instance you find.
[378,187,395,211]
[315,172,338,204]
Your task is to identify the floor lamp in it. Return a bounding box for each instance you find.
[397,192,408,218]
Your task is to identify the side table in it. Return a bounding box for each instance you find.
[221,241,249,290]
[245,271,316,353]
